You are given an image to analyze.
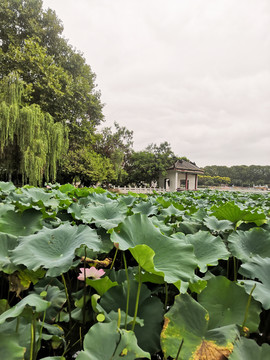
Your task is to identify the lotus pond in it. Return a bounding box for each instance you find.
[0,181,270,360]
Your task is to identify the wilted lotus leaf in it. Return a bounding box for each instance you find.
[161,293,238,360]
[11,224,101,276]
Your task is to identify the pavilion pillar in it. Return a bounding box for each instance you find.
[185,173,188,190]
[175,171,178,191]
[195,174,197,190]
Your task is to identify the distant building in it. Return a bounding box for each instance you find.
[159,160,204,191]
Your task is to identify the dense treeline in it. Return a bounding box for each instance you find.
[204,165,270,187]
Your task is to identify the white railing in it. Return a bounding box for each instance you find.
[111,186,167,194]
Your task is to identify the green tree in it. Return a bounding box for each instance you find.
[0,0,108,184]
[95,122,134,184]
[0,0,104,127]
[124,142,177,186]
[60,148,116,186]
[0,73,68,185]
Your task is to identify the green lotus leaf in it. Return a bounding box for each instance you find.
[81,202,127,229]
[161,293,239,360]
[0,294,50,324]
[203,216,234,232]
[239,256,270,310]
[0,232,19,273]
[0,299,9,315]
[76,321,150,360]
[11,224,101,276]
[0,208,43,236]
[228,228,270,261]
[39,357,65,360]
[111,214,197,283]
[188,275,207,294]
[176,220,203,234]
[58,183,75,193]
[132,201,158,216]
[86,276,118,296]
[198,276,261,332]
[173,230,230,273]
[211,202,248,223]
[229,337,270,359]
[159,205,184,219]
[0,181,16,193]
[242,211,267,226]
[100,279,164,353]
[34,285,66,322]
[0,333,26,360]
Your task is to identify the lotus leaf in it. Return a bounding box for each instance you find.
[132,201,158,216]
[229,337,270,359]
[174,231,230,272]
[76,321,150,360]
[211,202,248,223]
[86,276,118,295]
[100,279,164,353]
[0,181,16,192]
[0,333,26,360]
[111,214,197,283]
[198,276,261,332]
[0,232,19,273]
[228,228,270,261]
[0,208,43,236]
[81,202,128,229]
[161,293,239,359]
[11,224,101,276]
[239,256,270,309]
[203,216,234,232]
[0,294,50,324]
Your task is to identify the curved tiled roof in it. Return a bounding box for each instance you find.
[167,160,204,174]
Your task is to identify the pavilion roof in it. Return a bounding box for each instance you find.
[167,160,204,174]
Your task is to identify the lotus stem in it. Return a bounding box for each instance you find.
[36,311,46,359]
[30,314,36,360]
[117,308,121,328]
[175,339,184,360]
[110,247,119,270]
[83,246,87,327]
[233,257,237,281]
[61,273,72,327]
[123,252,130,329]
[242,283,256,330]
[164,282,168,311]
[131,265,142,332]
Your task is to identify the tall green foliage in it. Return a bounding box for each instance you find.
[0,73,68,185]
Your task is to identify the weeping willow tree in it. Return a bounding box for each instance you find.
[0,73,69,185]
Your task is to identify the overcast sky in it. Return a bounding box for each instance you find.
[42,0,270,166]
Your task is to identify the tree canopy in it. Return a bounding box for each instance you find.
[0,73,68,185]
[0,0,106,185]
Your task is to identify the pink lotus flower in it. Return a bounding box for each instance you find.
[77,267,105,281]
